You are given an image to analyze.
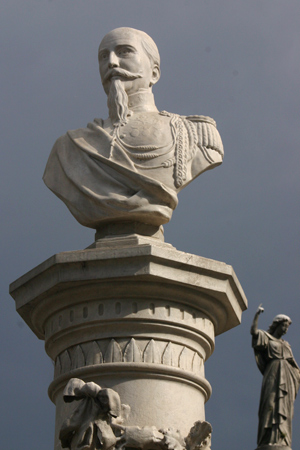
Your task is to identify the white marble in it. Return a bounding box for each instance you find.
[10,28,242,450]
[59,377,212,450]
[10,238,247,449]
[43,28,224,232]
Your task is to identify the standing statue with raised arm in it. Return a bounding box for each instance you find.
[43,27,223,237]
[251,305,300,449]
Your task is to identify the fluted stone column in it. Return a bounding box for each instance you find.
[10,235,247,449]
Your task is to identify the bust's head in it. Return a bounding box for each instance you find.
[98,27,160,96]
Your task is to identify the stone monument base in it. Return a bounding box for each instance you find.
[10,235,247,449]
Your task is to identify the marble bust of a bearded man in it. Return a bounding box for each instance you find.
[43,27,224,236]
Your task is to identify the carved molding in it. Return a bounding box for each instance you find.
[55,338,203,378]
[144,339,161,364]
[45,299,214,342]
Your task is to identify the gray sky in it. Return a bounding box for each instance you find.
[1,1,300,449]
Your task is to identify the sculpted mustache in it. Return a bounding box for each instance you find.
[103,68,142,83]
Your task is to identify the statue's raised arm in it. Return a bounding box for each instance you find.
[250,304,264,336]
[251,310,300,449]
[43,27,223,237]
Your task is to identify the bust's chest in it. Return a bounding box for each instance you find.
[119,112,173,148]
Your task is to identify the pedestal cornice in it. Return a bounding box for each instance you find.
[10,239,247,339]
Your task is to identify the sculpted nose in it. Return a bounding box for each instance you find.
[108,52,119,68]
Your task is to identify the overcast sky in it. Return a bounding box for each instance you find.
[1,1,300,449]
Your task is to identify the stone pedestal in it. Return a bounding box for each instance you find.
[10,235,247,449]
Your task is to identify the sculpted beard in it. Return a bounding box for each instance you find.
[106,69,142,125]
[107,79,130,125]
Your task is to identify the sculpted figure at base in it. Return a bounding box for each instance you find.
[251,306,300,449]
[60,378,212,450]
[43,27,223,232]
[59,378,124,450]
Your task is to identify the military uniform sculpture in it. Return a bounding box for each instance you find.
[43,27,223,233]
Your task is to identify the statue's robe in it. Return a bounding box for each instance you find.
[43,112,223,229]
[252,330,300,447]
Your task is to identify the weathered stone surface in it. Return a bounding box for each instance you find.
[10,27,246,450]
[59,377,212,450]
[251,306,300,449]
[10,238,247,448]
[10,238,247,341]
[43,28,224,232]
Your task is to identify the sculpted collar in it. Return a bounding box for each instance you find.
[127,90,158,112]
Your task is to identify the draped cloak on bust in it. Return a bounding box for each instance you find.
[43,112,224,229]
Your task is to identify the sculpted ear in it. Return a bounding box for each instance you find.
[150,65,160,86]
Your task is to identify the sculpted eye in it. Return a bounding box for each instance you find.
[118,47,133,56]
[99,52,108,61]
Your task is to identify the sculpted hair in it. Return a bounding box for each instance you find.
[107,78,130,125]
[268,314,292,335]
[139,31,161,71]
